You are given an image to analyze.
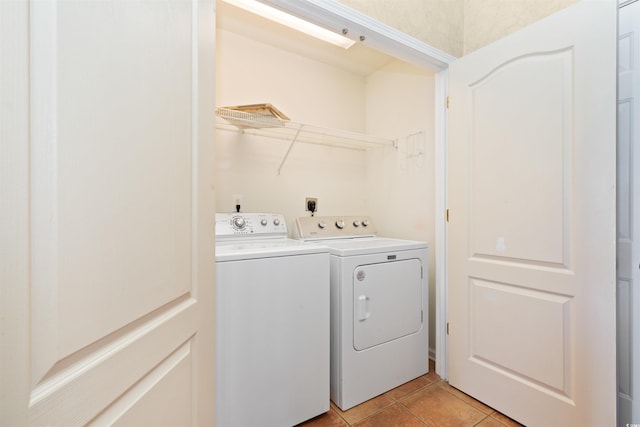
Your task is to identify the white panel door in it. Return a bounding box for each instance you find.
[0,0,216,425]
[618,1,640,425]
[448,1,617,426]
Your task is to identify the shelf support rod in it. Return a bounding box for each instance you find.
[277,124,304,175]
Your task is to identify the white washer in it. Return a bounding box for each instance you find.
[215,213,329,427]
[295,216,429,410]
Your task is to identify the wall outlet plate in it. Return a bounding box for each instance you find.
[305,197,318,212]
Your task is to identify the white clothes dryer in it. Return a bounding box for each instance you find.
[295,216,429,411]
[215,213,330,427]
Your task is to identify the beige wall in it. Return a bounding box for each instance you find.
[463,0,579,55]
[216,28,369,217]
[337,0,465,57]
[337,0,579,57]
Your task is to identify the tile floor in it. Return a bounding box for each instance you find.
[297,361,524,427]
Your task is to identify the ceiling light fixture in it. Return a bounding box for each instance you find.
[221,0,356,49]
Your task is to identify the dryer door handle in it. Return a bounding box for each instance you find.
[357,295,370,321]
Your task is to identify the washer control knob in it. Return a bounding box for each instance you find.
[353,220,361,227]
[273,218,281,226]
[318,221,327,229]
[260,219,268,226]
[232,216,246,229]
[335,219,345,229]
[362,219,370,227]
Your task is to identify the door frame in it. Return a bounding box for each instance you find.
[261,0,454,378]
[618,0,639,423]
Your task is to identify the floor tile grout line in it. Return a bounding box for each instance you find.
[350,398,397,425]
[395,379,498,427]
[331,406,351,426]
[331,363,440,425]
[394,381,451,427]
[335,411,348,426]
[395,378,445,405]
[328,367,506,427]
[335,374,443,426]
[346,402,431,427]
[472,413,492,426]
[397,399,427,426]
[305,377,519,427]
[436,381,496,416]
[380,378,444,424]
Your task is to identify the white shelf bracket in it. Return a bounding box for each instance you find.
[277,124,304,175]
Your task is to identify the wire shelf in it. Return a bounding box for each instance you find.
[215,107,395,149]
[215,106,397,174]
[215,106,288,129]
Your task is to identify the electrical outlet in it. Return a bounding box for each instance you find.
[232,194,243,213]
[305,197,318,213]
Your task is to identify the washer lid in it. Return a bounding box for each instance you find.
[320,237,428,256]
[215,238,329,262]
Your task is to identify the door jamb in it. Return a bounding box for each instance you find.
[434,69,449,379]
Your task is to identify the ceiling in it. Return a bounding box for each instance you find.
[216,0,398,76]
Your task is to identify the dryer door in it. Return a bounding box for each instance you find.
[353,259,423,351]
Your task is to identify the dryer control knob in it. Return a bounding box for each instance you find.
[260,219,268,226]
[273,218,280,226]
[353,220,361,227]
[362,219,370,227]
[318,221,327,229]
[232,216,246,229]
[336,219,345,229]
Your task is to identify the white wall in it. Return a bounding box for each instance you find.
[364,60,436,355]
[216,29,370,223]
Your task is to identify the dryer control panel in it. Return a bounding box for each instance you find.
[295,216,377,240]
[216,213,287,240]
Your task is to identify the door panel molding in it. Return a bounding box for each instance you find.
[91,341,193,426]
[468,278,572,397]
[29,300,196,425]
[467,48,573,268]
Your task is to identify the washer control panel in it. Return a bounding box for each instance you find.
[216,213,287,239]
[295,216,376,240]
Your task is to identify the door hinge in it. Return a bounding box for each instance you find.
[446,208,449,222]
[446,322,449,335]
[446,96,449,109]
